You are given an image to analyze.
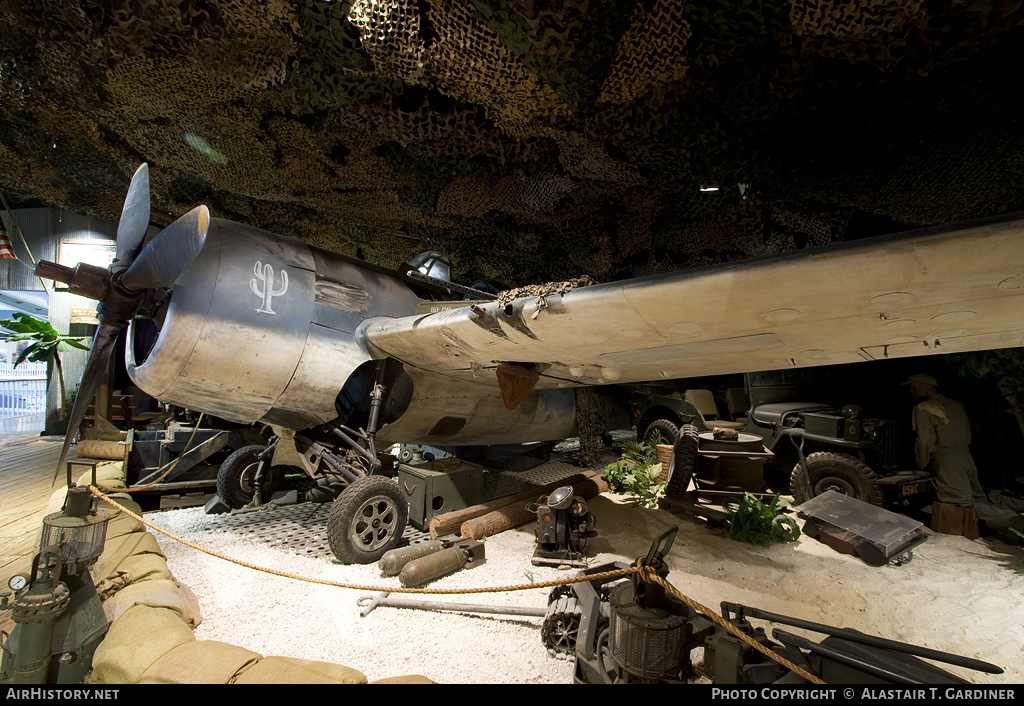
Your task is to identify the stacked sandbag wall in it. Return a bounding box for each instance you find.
[50,461,430,684]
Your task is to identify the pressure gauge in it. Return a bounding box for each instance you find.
[8,574,28,592]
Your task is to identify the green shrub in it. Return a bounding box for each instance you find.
[718,492,801,547]
[603,435,665,508]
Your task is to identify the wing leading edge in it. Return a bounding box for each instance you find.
[361,214,1024,388]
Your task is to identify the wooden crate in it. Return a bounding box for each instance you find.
[930,502,981,539]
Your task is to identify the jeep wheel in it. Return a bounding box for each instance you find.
[790,451,884,507]
[327,476,409,564]
[644,419,679,446]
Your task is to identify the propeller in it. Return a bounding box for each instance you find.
[121,205,209,291]
[112,164,151,273]
[33,164,210,482]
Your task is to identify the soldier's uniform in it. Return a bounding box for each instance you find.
[914,393,1024,536]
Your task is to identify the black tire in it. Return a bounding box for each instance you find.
[790,451,884,507]
[644,418,679,446]
[216,445,281,509]
[665,424,700,499]
[541,594,582,654]
[327,476,409,564]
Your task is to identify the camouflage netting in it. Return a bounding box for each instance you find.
[1,0,1023,286]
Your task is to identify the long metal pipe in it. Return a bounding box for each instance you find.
[772,630,924,685]
[328,427,376,465]
[358,593,547,619]
[319,451,362,484]
[723,603,1003,674]
[382,598,546,617]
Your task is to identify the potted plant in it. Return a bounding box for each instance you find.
[0,313,90,423]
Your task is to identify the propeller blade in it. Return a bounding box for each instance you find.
[54,322,121,485]
[121,205,210,291]
[113,164,151,271]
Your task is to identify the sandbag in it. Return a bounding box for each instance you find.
[371,675,437,684]
[231,656,367,684]
[140,641,261,684]
[101,510,146,542]
[176,580,203,628]
[92,532,172,599]
[100,577,201,627]
[87,605,196,684]
[91,532,159,586]
[75,440,126,461]
[75,461,127,489]
[92,492,146,542]
[94,493,142,514]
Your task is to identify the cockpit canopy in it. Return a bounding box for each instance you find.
[407,251,451,283]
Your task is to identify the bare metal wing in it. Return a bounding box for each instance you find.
[362,215,1024,388]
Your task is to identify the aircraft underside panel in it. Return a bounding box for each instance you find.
[860,329,1024,361]
[376,368,578,447]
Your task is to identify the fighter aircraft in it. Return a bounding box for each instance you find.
[33,164,1024,563]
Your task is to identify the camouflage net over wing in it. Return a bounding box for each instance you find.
[497,275,596,308]
[0,0,1022,286]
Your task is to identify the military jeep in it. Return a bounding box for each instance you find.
[629,384,745,447]
[628,380,934,509]
[748,401,933,509]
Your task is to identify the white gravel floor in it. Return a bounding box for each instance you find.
[150,503,579,684]
[147,488,1024,685]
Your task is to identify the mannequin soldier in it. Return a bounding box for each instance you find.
[906,373,1024,541]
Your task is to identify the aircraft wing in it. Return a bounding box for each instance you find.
[362,215,1024,389]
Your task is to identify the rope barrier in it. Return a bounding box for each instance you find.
[87,485,634,594]
[87,484,826,684]
[637,564,825,684]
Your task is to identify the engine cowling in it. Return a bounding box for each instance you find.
[127,219,420,428]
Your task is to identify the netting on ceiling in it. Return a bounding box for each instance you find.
[0,0,1022,285]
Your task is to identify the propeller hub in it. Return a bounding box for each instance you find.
[33,261,110,302]
[96,271,147,327]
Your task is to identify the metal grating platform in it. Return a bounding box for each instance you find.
[482,460,598,501]
[200,502,435,560]
[178,449,617,560]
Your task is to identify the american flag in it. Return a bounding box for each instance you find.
[0,222,15,260]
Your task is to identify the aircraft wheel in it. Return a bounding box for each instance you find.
[216,445,281,509]
[643,418,679,446]
[790,451,883,507]
[327,476,408,564]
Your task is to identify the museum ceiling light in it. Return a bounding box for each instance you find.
[183,132,227,165]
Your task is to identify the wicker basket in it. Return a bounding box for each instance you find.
[655,444,673,484]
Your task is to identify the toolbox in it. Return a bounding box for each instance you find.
[797,490,927,567]
[398,459,484,530]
